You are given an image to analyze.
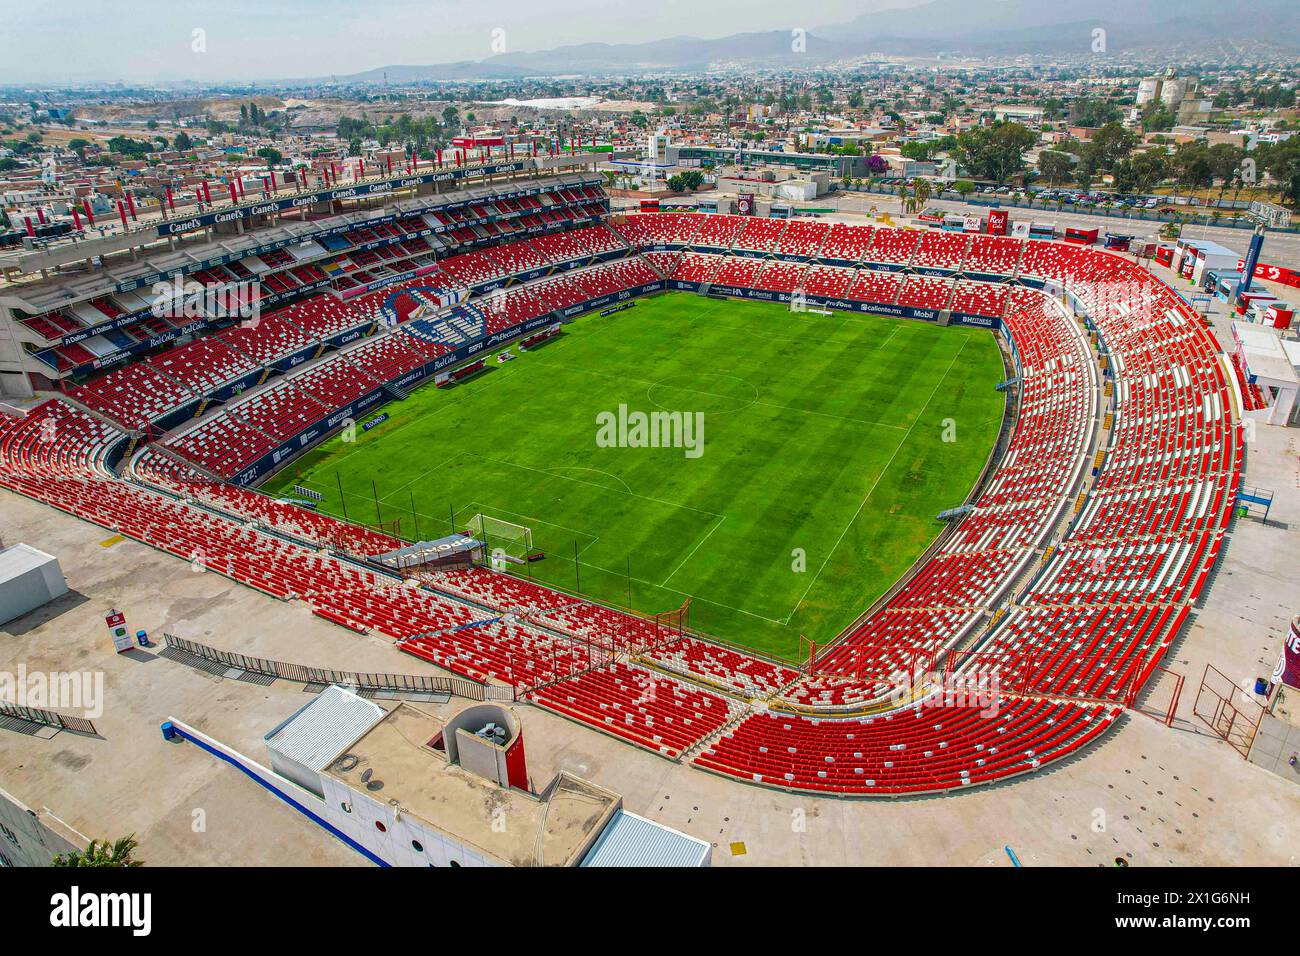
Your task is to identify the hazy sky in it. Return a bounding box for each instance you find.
[1,0,923,84]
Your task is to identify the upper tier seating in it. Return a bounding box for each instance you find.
[912,231,969,271]
[864,228,921,265]
[819,223,874,262]
[693,215,746,249]
[965,235,1024,275]
[732,217,787,254]
[775,220,829,258]
[609,213,703,247]
[216,313,317,365]
[147,335,259,396]
[74,363,195,429]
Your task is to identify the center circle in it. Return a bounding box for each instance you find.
[646,373,759,416]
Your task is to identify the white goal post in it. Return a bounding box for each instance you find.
[466,513,534,563]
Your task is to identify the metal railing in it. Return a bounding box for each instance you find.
[0,702,98,736]
[162,632,503,701]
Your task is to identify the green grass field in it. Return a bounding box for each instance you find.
[264,292,1006,659]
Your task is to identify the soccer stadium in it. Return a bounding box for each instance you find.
[1,99,1298,886]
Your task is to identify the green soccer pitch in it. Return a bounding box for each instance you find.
[263,291,1007,660]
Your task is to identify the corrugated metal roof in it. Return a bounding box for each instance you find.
[580,810,711,868]
[264,685,384,771]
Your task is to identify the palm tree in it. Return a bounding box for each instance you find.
[53,835,144,867]
[912,178,932,210]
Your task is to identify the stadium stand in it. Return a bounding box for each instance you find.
[609,213,703,247]
[819,223,875,263]
[845,269,904,305]
[693,215,746,249]
[912,231,970,272]
[896,274,955,311]
[732,217,787,254]
[774,219,829,259]
[0,210,1240,798]
[864,228,921,266]
[965,234,1024,275]
[73,362,195,429]
[951,279,1009,318]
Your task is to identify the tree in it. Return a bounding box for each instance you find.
[1256,136,1300,206]
[900,140,934,162]
[256,146,283,168]
[1140,105,1176,133]
[953,122,1036,184]
[1083,122,1136,176]
[666,170,704,193]
[53,835,143,868]
[105,136,152,158]
[911,178,932,210]
[1171,141,1214,193]
[1037,150,1074,187]
[173,131,192,151]
[1206,143,1245,199]
[953,179,977,198]
[1068,98,1123,128]
[1114,149,1168,194]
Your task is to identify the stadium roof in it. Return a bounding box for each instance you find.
[263,685,384,772]
[580,809,711,867]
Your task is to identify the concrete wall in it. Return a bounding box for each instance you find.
[0,785,84,867]
[162,718,388,866]
[165,716,499,867]
[0,547,68,625]
[320,775,500,868]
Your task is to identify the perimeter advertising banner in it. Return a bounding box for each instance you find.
[987,209,1009,235]
[1236,257,1300,291]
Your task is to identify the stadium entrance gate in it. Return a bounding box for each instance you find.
[1192,663,1265,757]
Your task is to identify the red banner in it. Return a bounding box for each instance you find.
[1273,617,1300,688]
[1237,258,1300,290]
[987,209,1009,235]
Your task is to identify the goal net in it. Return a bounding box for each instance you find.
[466,513,534,566]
